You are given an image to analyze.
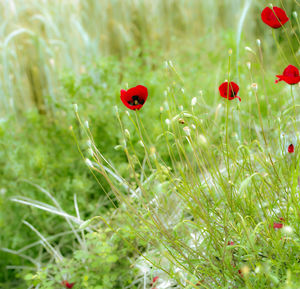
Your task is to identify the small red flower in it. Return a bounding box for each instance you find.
[120,85,148,110]
[62,281,75,288]
[273,222,283,229]
[219,81,241,101]
[261,6,289,29]
[275,65,300,85]
[150,276,159,288]
[227,241,235,246]
[238,269,244,278]
[288,144,295,153]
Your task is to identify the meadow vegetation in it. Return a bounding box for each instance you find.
[0,0,299,288]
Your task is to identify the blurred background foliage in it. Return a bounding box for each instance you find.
[0,0,299,287]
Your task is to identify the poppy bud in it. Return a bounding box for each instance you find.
[124,129,131,139]
[256,39,261,47]
[293,11,298,18]
[183,126,191,136]
[178,118,185,124]
[288,144,295,153]
[191,97,197,106]
[73,104,78,112]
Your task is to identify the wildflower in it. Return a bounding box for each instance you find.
[275,65,300,85]
[120,85,148,110]
[288,144,295,153]
[62,281,75,288]
[227,241,234,246]
[261,6,289,29]
[219,81,241,101]
[273,222,283,229]
[150,276,159,289]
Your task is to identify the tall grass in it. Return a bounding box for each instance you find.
[0,0,296,117]
[1,0,300,288]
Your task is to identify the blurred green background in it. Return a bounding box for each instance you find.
[0,0,298,287]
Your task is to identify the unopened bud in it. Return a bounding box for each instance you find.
[228,49,233,56]
[293,11,298,18]
[183,126,191,136]
[124,129,130,139]
[245,46,254,53]
[178,118,185,124]
[198,134,207,145]
[191,97,197,106]
[246,62,251,70]
[73,104,78,112]
[84,120,89,129]
[256,39,261,47]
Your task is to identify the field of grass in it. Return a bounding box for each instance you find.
[0,0,300,288]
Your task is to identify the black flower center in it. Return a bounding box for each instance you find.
[128,95,145,106]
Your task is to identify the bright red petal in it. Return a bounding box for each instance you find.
[120,85,148,110]
[283,65,300,77]
[261,7,289,28]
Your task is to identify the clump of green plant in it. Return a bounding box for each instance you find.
[24,224,141,289]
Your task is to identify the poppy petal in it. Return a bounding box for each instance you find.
[120,85,148,110]
[261,6,289,28]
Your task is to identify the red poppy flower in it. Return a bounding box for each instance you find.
[273,222,283,229]
[219,81,241,101]
[62,281,75,288]
[275,65,300,85]
[261,6,289,28]
[227,241,234,246]
[120,85,148,110]
[288,144,295,153]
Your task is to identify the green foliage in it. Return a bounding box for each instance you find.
[23,226,140,289]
